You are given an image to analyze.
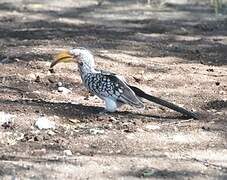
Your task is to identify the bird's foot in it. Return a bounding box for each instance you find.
[98,109,111,115]
[99,107,118,116]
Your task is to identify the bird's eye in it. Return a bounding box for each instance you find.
[79,62,83,66]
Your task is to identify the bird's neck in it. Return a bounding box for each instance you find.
[78,63,98,79]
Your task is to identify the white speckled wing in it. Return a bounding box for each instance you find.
[83,71,143,108]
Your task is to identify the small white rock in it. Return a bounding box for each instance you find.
[137,128,145,132]
[35,117,55,130]
[0,112,15,125]
[145,124,161,131]
[126,133,136,140]
[89,128,105,135]
[109,116,118,123]
[63,149,73,156]
[57,82,63,87]
[58,87,71,94]
[33,90,41,94]
[27,73,37,81]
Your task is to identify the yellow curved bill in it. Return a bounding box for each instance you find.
[50,50,73,68]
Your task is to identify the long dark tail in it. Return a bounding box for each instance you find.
[129,85,198,119]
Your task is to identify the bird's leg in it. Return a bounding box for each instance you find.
[104,98,118,112]
[98,98,118,115]
[98,109,110,115]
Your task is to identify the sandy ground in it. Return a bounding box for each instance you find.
[0,0,227,179]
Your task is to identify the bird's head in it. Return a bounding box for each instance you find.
[50,47,95,69]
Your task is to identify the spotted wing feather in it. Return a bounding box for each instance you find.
[84,72,143,108]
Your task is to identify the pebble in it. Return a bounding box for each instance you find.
[137,128,145,132]
[57,82,63,87]
[208,109,217,113]
[89,128,105,135]
[145,124,161,131]
[126,133,136,140]
[57,87,71,94]
[35,117,55,130]
[215,111,225,115]
[63,149,73,156]
[31,148,47,156]
[142,169,156,177]
[0,111,15,126]
[27,73,36,81]
[109,116,118,122]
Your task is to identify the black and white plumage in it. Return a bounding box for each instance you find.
[82,71,144,112]
[73,48,143,112]
[50,48,198,119]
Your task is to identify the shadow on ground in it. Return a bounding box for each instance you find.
[0,1,227,65]
[0,98,187,121]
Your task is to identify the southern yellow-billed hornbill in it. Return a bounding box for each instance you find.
[50,48,197,119]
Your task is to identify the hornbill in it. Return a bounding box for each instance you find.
[50,48,198,119]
